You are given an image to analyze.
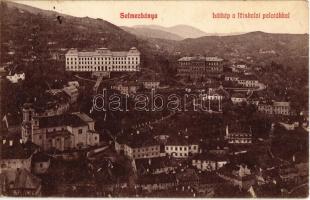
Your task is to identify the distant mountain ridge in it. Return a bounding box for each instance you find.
[132,24,207,39]
[121,26,184,41]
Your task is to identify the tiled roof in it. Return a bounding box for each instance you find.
[135,157,179,172]
[198,171,224,184]
[231,93,246,98]
[32,152,50,162]
[166,135,189,146]
[38,113,89,128]
[1,139,34,160]
[192,153,229,162]
[117,133,159,148]
[5,169,41,190]
[66,47,140,56]
[273,101,290,107]
[178,56,223,62]
[239,75,258,81]
[137,173,176,184]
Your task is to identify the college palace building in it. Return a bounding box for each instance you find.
[65,47,141,72]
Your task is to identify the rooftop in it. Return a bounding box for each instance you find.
[38,113,90,128]
[231,93,246,98]
[1,139,34,160]
[178,56,223,62]
[66,47,140,56]
[137,173,176,184]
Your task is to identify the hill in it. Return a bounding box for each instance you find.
[1,1,308,77]
[132,24,207,39]
[150,31,308,69]
[121,26,184,41]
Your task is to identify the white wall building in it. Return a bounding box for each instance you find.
[65,47,140,72]
[165,136,199,158]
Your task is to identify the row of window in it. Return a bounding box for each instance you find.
[132,152,159,158]
[67,57,139,61]
[67,61,139,65]
[132,146,159,153]
[179,62,221,66]
[228,139,252,143]
[171,152,188,157]
[67,65,137,70]
[165,146,197,151]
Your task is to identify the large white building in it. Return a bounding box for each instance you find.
[65,47,141,72]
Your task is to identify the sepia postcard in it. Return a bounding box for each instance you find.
[0,0,309,198]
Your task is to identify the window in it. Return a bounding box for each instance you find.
[78,129,83,134]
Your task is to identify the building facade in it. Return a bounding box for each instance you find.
[191,154,229,172]
[30,112,99,151]
[65,47,140,72]
[0,139,34,172]
[258,101,291,115]
[165,137,199,158]
[177,56,224,79]
[225,125,252,144]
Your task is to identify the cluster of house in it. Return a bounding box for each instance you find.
[115,132,203,160]
[0,77,103,196]
[12,79,103,154]
[115,123,254,162]
[0,138,50,196]
[257,101,291,116]
[111,79,161,96]
[197,84,292,116]
[224,73,261,88]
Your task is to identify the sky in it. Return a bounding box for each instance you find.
[14,0,309,34]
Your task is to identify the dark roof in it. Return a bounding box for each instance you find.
[1,139,34,159]
[117,133,159,148]
[38,113,88,128]
[225,72,240,78]
[32,152,51,162]
[231,93,246,98]
[166,135,190,146]
[227,124,251,134]
[200,140,229,151]
[135,157,179,172]
[192,153,229,162]
[137,173,176,184]
[176,168,199,182]
[198,172,224,184]
[217,163,255,181]
[2,113,22,128]
[2,169,41,189]
[239,75,258,81]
